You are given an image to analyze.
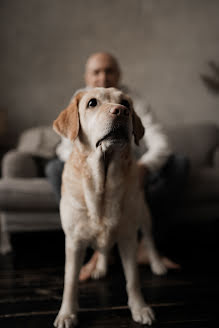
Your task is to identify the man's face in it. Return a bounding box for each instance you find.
[84,54,120,88]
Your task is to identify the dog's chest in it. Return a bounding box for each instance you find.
[84,187,123,250]
[67,151,133,248]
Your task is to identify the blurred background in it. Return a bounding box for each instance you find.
[0,2,219,326]
[1,0,219,146]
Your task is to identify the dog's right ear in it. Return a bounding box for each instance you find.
[53,92,84,141]
[132,110,145,145]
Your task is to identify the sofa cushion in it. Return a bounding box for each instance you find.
[0,179,58,211]
[166,123,219,167]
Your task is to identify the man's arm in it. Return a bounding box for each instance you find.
[136,103,172,172]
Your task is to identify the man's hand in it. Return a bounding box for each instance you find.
[137,162,149,188]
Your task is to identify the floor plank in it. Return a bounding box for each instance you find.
[0,228,218,327]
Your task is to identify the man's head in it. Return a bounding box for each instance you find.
[84,52,121,88]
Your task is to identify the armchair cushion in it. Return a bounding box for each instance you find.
[0,178,58,211]
[2,150,38,178]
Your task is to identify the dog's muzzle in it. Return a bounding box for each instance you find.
[96,124,130,148]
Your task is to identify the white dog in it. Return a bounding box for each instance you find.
[53,87,167,327]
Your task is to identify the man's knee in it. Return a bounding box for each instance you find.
[45,158,64,178]
[164,154,190,182]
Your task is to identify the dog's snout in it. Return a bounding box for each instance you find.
[109,106,129,117]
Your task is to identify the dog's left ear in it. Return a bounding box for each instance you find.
[132,110,145,145]
[53,92,84,141]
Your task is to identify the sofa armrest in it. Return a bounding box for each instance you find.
[213,147,219,167]
[2,150,38,178]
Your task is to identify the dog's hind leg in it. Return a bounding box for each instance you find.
[118,236,155,325]
[141,223,167,275]
[79,250,108,281]
[91,250,108,280]
[54,237,85,328]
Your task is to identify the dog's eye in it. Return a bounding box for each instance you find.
[120,99,130,109]
[88,98,97,108]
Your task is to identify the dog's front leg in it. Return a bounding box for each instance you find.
[54,237,85,328]
[118,237,155,325]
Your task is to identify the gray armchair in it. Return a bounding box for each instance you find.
[0,126,60,254]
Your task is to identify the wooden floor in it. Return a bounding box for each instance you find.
[0,223,218,328]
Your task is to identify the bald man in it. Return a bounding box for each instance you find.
[84,52,120,88]
[46,52,188,280]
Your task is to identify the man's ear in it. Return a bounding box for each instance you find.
[53,92,84,141]
[132,110,145,145]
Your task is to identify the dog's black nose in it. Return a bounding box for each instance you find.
[109,106,129,116]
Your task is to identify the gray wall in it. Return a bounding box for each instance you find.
[1,0,219,146]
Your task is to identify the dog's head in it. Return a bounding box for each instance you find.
[53,87,144,153]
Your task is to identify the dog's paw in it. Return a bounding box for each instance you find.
[131,306,155,325]
[151,260,168,275]
[54,312,77,328]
